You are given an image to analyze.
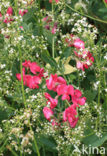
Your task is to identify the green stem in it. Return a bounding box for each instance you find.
[65,4,107,24]
[8,147,18,156]
[18,44,26,107]
[103,0,107,8]
[65,100,70,107]
[52,36,55,58]
[52,1,55,58]
[29,124,40,156]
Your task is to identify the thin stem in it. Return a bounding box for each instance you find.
[52,36,55,58]
[65,4,107,24]
[65,100,70,107]
[52,1,55,58]
[103,0,107,8]
[14,0,26,107]
[18,45,26,107]
[29,124,40,156]
[7,146,18,156]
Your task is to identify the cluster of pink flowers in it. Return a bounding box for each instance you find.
[16,60,44,89]
[65,34,94,71]
[0,7,28,24]
[43,16,58,34]
[43,74,86,128]
[19,9,28,16]
[0,7,14,24]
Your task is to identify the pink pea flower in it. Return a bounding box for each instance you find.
[45,93,58,109]
[16,68,26,85]
[19,10,28,16]
[46,74,66,92]
[45,25,50,30]
[19,26,24,30]
[29,62,41,74]
[49,0,59,3]
[78,97,86,105]
[0,12,2,17]
[16,61,44,89]
[43,107,54,121]
[68,116,79,128]
[22,60,31,68]
[72,89,86,106]
[105,0,107,3]
[57,84,74,101]
[74,89,82,98]
[25,75,40,89]
[43,16,48,22]
[7,7,13,15]
[76,61,84,71]
[51,27,56,34]
[51,23,57,34]
[3,17,14,24]
[0,12,2,20]
[63,105,79,128]
[73,38,85,49]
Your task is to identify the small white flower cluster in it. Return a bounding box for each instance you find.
[93,81,100,90]
[70,15,98,40]
[104,52,107,60]
[0,64,6,69]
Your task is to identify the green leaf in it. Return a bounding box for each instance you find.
[61,47,73,59]
[28,22,33,30]
[99,8,107,13]
[22,23,28,31]
[39,135,57,152]
[41,52,57,68]
[84,90,97,103]
[82,133,107,147]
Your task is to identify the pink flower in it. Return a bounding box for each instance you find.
[49,0,59,3]
[22,60,43,76]
[74,89,82,98]
[43,107,54,121]
[51,23,57,34]
[72,89,86,106]
[105,0,107,3]
[55,0,59,3]
[22,60,31,68]
[51,119,60,127]
[76,61,84,71]
[19,10,28,16]
[45,93,58,109]
[51,27,56,34]
[7,7,13,15]
[45,25,50,30]
[43,16,48,22]
[0,12,2,20]
[25,75,40,89]
[63,105,78,128]
[29,62,41,74]
[46,74,66,92]
[16,61,44,89]
[78,97,86,105]
[73,38,85,49]
[16,68,26,85]
[3,16,14,24]
[19,26,24,30]
[0,12,2,17]
[68,116,79,128]
[57,84,74,101]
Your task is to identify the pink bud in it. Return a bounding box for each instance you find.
[7,7,13,15]
[43,107,54,121]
